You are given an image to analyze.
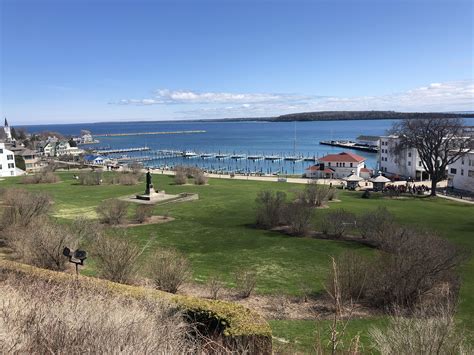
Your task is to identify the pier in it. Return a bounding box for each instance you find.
[95,130,206,137]
[94,146,150,154]
[319,140,378,153]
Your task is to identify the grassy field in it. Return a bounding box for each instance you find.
[1,171,473,350]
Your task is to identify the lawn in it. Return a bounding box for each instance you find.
[1,171,473,350]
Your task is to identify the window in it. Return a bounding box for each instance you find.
[350,163,353,167]
[7,154,13,160]
[408,161,411,166]
[468,170,474,178]
[461,169,464,176]
[342,162,345,167]
[408,152,412,158]
[461,159,464,165]
[0,164,2,170]
[450,168,457,174]
[0,149,3,153]
[419,161,422,167]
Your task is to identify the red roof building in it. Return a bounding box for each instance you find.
[305,151,368,179]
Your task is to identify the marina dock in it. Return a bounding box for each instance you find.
[319,140,378,153]
[95,130,206,137]
[94,146,150,154]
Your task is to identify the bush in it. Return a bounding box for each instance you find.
[20,171,59,184]
[148,248,191,293]
[135,205,153,223]
[370,298,471,354]
[0,275,195,353]
[366,228,466,308]
[321,209,356,238]
[96,199,129,225]
[92,233,142,284]
[299,182,330,207]
[361,190,371,199]
[284,200,314,236]
[78,171,102,185]
[255,190,287,229]
[194,171,208,185]
[1,189,52,228]
[325,251,369,304]
[174,170,188,185]
[234,269,258,298]
[327,187,338,201]
[207,274,225,300]
[357,206,396,242]
[4,218,79,271]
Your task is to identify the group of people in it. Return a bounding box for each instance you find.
[382,183,429,195]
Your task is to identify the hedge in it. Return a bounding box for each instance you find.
[0,260,272,353]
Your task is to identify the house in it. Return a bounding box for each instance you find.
[10,147,41,173]
[84,155,105,165]
[306,152,366,179]
[0,143,17,177]
[378,135,428,180]
[447,150,474,193]
[41,140,84,157]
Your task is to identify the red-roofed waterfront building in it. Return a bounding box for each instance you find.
[305,152,366,179]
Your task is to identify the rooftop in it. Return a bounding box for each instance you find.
[318,152,366,163]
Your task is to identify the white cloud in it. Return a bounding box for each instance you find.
[111,80,474,117]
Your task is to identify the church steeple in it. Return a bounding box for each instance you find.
[3,118,12,141]
[4,118,8,127]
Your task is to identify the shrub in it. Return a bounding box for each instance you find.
[1,189,52,228]
[194,171,208,185]
[234,269,258,298]
[207,274,225,300]
[327,187,338,201]
[0,275,195,353]
[4,218,79,271]
[370,298,471,354]
[71,217,104,246]
[366,228,466,309]
[135,205,153,223]
[321,209,356,238]
[96,199,129,225]
[20,171,59,184]
[174,170,188,185]
[92,233,142,284]
[148,248,191,293]
[361,190,371,199]
[357,206,396,242]
[325,251,369,304]
[117,173,140,185]
[284,200,314,236]
[255,190,287,229]
[299,182,330,207]
[78,171,102,185]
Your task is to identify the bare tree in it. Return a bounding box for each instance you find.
[391,118,471,196]
[255,190,287,228]
[148,248,191,293]
[284,200,314,236]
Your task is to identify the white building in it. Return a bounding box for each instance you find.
[379,135,428,180]
[0,143,16,177]
[448,150,474,193]
[306,152,366,179]
[42,140,83,157]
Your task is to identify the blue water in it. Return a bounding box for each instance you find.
[20,118,474,174]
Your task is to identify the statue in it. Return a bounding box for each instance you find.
[145,169,154,195]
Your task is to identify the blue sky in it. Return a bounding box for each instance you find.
[1,0,473,124]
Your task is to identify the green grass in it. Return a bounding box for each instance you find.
[1,171,473,351]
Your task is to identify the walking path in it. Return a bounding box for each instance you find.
[436,194,474,205]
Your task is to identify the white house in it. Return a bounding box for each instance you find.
[306,152,366,179]
[447,150,474,193]
[84,154,105,165]
[41,140,84,157]
[0,143,16,177]
[379,135,428,180]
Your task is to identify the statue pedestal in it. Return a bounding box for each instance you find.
[136,189,166,201]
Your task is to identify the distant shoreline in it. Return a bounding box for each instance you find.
[16,110,474,127]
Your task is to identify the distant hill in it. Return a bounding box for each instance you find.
[195,111,473,122]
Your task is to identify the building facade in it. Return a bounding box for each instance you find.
[448,150,474,193]
[0,143,16,177]
[306,152,366,179]
[378,135,428,180]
